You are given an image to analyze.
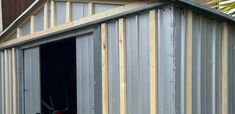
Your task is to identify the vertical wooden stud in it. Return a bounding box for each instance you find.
[12,48,17,114]
[150,9,158,114]
[44,1,49,30]
[221,22,228,114]
[4,50,9,114]
[51,0,55,27]
[88,2,93,16]
[17,28,21,38]
[101,23,108,114]
[119,18,126,114]
[66,0,71,22]
[30,15,35,34]
[185,10,193,114]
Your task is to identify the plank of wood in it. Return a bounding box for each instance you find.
[149,9,158,114]
[44,1,49,30]
[51,0,55,27]
[0,1,149,49]
[101,23,108,114]
[0,0,3,32]
[221,22,228,114]
[4,49,9,114]
[66,0,71,22]
[12,48,17,114]
[16,28,21,38]
[88,2,93,16]
[119,18,126,114]
[185,10,193,114]
[31,15,35,34]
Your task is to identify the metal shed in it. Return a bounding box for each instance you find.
[0,0,234,114]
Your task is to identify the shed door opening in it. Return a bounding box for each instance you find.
[40,38,77,114]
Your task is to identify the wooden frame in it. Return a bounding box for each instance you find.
[118,18,126,114]
[66,0,72,22]
[101,23,108,114]
[185,10,192,114]
[4,49,9,114]
[221,22,228,114]
[0,1,148,49]
[149,9,158,114]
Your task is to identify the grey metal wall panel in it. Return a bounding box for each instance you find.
[174,8,186,114]
[228,26,235,114]
[158,8,175,114]
[126,13,150,114]
[0,51,5,114]
[24,47,41,114]
[94,4,120,14]
[35,8,44,32]
[20,20,31,36]
[16,49,24,114]
[76,34,95,114]
[191,14,222,114]
[8,49,13,114]
[56,1,66,25]
[71,2,88,21]
[107,21,120,114]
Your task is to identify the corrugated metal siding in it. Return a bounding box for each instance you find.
[76,34,95,114]
[71,2,88,21]
[24,47,41,114]
[126,12,150,114]
[55,1,67,25]
[94,4,121,14]
[158,7,175,114]
[174,8,186,114]
[191,13,222,114]
[20,20,31,36]
[0,51,5,114]
[107,21,120,114]
[35,8,44,32]
[228,26,235,114]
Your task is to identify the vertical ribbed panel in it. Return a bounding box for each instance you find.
[0,51,5,114]
[35,8,44,32]
[228,26,235,114]
[20,20,31,36]
[126,13,150,114]
[56,1,66,25]
[24,47,41,114]
[107,21,120,114]
[191,14,222,114]
[174,8,186,114]
[94,4,121,14]
[158,8,175,114]
[76,34,95,114]
[71,2,88,21]
[8,49,13,114]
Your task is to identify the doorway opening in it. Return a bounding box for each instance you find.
[40,38,77,114]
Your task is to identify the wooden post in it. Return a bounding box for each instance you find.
[185,10,193,114]
[51,0,55,27]
[44,1,49,30]
[17,28,21,38]
[221,22,228,114]
[88,2,93,16]
[66,0,71,22]
[119,18,126,114]
[4,50,9,114]
[101,23,108,114]
[30,15,35,34]
[150,9,158,114]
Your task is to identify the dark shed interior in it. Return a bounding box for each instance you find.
[40,38,77,114]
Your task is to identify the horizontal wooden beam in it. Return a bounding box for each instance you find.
[0,1,148,49]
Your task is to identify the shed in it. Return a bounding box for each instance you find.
[0,0,234,114]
